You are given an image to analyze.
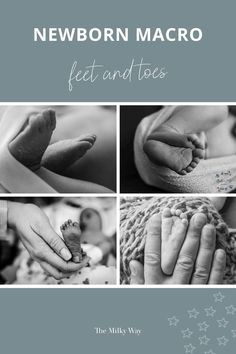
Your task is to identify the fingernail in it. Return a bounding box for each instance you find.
[60,248,71,261]
[130,262,136,276]
[193,213,206,227]
[216,249,226,261]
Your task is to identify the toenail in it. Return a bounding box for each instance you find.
[204,224,215,232]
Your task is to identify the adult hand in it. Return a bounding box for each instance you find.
[8,202,89,279]
[129,213,226,284]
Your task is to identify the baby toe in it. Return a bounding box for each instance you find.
[73,222,80,227]
[190,161,198,168]
[175,209,182,217]
[43,109,55,130]
[186,166,193,173]
[162,208,172,218]
[78,134,97,145]
[193,148,205,159]
[28,113,42,131]
[49,110,56,130]
[188,134,204,149]
[37,113,48,133]
[179,169,188,175]
[41,110,50,128]
[193,157,200,164]
[171,207,179,216]
[77,141,93,152]
[180,213,188,220]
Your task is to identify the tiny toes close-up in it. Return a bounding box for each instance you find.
[60,219,86,263]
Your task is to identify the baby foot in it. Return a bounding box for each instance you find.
[143,130,205,175]
[42,134,96,174]
[60,220,85,263]
[161,208,188,274]
[9,109,56,171]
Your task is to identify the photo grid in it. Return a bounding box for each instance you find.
[0,105,236,286]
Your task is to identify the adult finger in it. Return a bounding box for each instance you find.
[208,249,226,284]
[173,213,207,283]
[37,242,90,273]
[144,214,162,284]
[33,217,72,261]
[40,261,73,280]
[129,260,144,284]
[191,224,216,284]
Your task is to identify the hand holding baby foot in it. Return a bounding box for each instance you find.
[7,202,89,280]
[129,212,226,284]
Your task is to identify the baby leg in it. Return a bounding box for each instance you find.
[42,134,96,174]
[9,109,56,171]
[166,105,228,134]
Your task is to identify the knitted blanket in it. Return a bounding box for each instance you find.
[120,197,236,284]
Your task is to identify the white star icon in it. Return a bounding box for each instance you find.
[204,306,216,317]
[188,308,200,319]
[184,343,196,353]
[217,318,229,328]
[217,336,229,346]
[168,316,179,326]
[182,328,193,339]
[198,321,209,332]
[231,329,236,338]
[199,335,210,345]
[225,304,236,315]
[213,291,225,303]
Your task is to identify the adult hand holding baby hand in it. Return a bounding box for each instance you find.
[129,212,226,284]
[7,202,89,279]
